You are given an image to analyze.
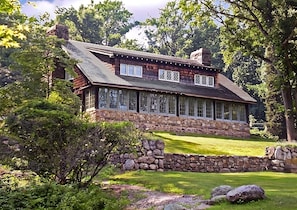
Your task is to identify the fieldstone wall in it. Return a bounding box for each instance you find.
[265,146,297,172]
[88,109,250,138]
[164,154,270,172]
[110,139,271,173]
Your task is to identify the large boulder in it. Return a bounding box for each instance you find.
[123,159,135,170]
[226,185,265,203]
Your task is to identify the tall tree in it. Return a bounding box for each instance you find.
[181,0,297,141]
[144,0,224,68]
[55,0,136,46]
[0,14,77,119]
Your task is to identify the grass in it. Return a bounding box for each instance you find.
[111,170,297,210]
[151,132,279,156]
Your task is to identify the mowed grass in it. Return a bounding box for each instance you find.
[152,132,278,156]
[111,170,297,210]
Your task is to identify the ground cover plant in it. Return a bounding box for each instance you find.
[111,170,297,210]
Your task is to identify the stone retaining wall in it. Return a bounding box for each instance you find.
[265,146,297,172]
[110,140,297,173]
[88,109,250,138]
[110,139,271,173]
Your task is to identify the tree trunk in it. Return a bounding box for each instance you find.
[281,85,297,141]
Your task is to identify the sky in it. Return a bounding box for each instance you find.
[20,0,171,22]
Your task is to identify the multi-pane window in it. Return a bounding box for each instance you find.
[179,97,213,119]
[140,92,176,115]
[216,101,246,122]
[98,87,137,111]
[120,63,143,77]
[194,74,215,87]
[158,69,180,82]
[85,88,95,110]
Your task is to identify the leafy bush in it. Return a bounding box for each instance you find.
[0,183,129,210]
[3,99,140,186]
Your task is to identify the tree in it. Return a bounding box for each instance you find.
[55,0,137,46]
[181,0,297,141]
[3,99,139,186]
[144,0,224,68]
[0,15,77,119]
[0,0,29,48]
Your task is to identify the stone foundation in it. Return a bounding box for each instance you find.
[88,109,250,138]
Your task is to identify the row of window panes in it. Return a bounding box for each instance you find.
[194,74,214,87]
[120,63,142,77]
[139,92,176,115]
[216,102,246,122]
[179,96,213,119]
[158,69,180,82]
[85,87,246,122]
[98,88,137,111]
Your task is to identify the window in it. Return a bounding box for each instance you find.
[188,98,195,116]
[128,91,137,111]
[158,69,180,82]
[85,88,95,110]
[140,92,176,115]
[205,100,213,118]
[197,99,204,117]
[194,74,215,87]
[65,71,74,81]
[216,101,246,122]
[120,63,142,77]
[98,87,137,111]
[179,96,187,116]
[99,88,108,108]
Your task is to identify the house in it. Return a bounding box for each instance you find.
[49,25,256,138]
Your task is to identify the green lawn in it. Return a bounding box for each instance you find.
[104,133,297,209]
[111,170,297,210]
[152,132,279,156]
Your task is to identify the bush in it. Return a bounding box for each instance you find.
[0,182,129,210]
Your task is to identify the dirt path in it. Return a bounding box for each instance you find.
[104,184,211,210]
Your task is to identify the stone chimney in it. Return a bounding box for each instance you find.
[47,24,69,40]
[190,48,211,66]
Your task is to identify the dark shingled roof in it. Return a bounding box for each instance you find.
[63,40,256,104]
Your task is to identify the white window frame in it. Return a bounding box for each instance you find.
[158,69,180,82]
[194,74,215,87]
[120,63,143,78]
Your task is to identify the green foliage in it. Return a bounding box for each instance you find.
[144,0,224,68]
[0,182,128,210]
[0,0,29,48]
[3,99,140,186]
[181,0,297,141]
[56,0,137,46]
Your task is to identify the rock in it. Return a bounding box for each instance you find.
[265,146,275,159]
[211,185,233,198]
[164,203,185,210]
[156,140,165,150]
[142,140,150,150]
[123,159,135,170]
[226,185,265,203]
[210,195,227,204]
[274,146,284,160]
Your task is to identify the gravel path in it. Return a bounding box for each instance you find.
[104,184,211,210]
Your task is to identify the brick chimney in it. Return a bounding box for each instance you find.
[47,24,69,40]
[190,48,211,66]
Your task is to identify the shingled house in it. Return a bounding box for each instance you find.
[50,25,256,138]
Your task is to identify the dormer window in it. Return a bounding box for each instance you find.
[159,69,180,82]
[120,63,142,77]
[194,74,214,87]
